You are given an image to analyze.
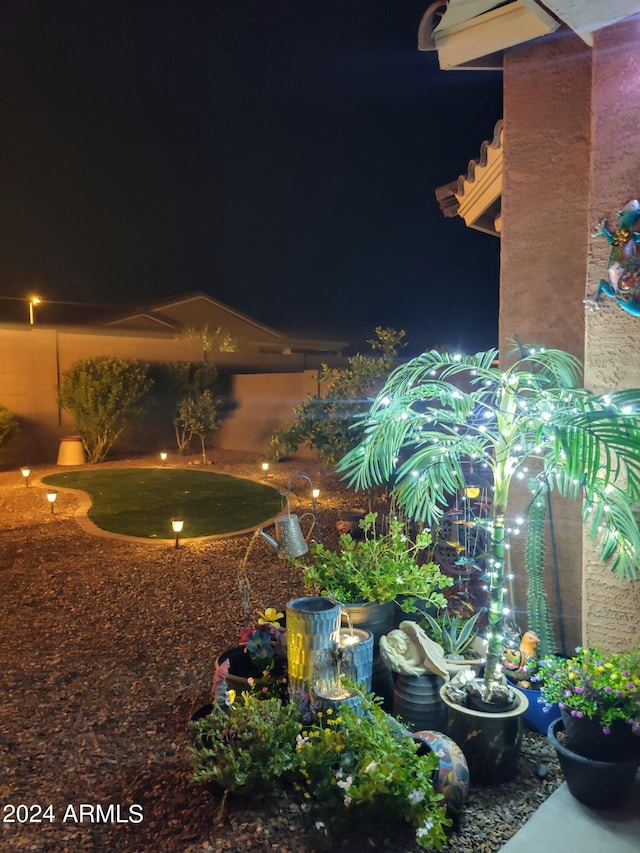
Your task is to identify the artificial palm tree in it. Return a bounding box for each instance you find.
[339,341,640,700]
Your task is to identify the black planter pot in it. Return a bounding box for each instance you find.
[548,717,640,809]
[439,683,528,785]
[215,645,287,698]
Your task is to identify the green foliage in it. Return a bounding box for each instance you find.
[296,512,452,608]
[181,323,241,352]
[421,610,481,657]
[338,341,640,690]
[271,327,405,465]
[58,356,152,462]
[524,478,556,657]
[296,691,450,850]
[189,693,300,799]
[536,647,640,730]
[0,405,18,449]
[176,389,222,462]
[164,362,221,455]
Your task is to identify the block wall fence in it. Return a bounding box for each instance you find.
[0,324,323,468]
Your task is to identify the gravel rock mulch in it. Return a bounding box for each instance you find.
[0,451,562,852]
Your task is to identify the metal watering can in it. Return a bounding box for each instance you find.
[259,513,309,560]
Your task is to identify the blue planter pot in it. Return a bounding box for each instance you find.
[514,685,559,734]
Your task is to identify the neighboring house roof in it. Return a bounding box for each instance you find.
[102,292,348,355]
[435,119,503,237]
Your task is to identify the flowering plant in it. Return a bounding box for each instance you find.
[295,690,450,850]
[535,646,640,732]
[238,607,287,670]
[189,691,300,811]
[297,512,452,610]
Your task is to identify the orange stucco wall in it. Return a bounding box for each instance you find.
[582,16,640,651]
[500,31,593,653]
[0,325,326,467]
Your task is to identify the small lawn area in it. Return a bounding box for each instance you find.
[41,468,283,539]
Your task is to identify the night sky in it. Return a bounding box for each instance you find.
[0,1,503,355]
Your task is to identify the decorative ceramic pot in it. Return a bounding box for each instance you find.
[286,597,341,695]
[412,729,470,814]
[393,673,446,732]
[340,600,395,650]
[439,682,529,785]
[341,600,396,710]
[548,716,640,808]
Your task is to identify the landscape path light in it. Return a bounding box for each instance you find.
[46,489,57,513]
[160,451,168,466]
[21,467,30,487]
[171,516,184,549]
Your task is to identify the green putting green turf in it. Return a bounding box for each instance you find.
[41,468,283,539]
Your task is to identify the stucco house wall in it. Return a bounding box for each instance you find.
[500,30,592,652]
[581,16,640,650]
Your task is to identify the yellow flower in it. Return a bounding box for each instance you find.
[257,607,284,627]
[228,689,236,705]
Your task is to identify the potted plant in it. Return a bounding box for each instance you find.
[537,646,640,807]
[189,691,300,817]
[421,609,484,675]
[339,342,640,781]
[296,511,452,642]
[295,689,451,850]
[214,607,288,702]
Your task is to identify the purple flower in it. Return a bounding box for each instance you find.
[604,686,612,694]
[626,683,635,690]
[573,686,584,694]
[602,726,610,735]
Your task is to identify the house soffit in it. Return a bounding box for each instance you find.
[419,1,640,68]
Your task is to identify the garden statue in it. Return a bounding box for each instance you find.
[502,630,539,687]
[379,621,467,678]
[585,199,640,315]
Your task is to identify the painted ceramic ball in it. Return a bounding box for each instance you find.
[412,729,470,813]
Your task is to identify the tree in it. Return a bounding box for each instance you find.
[58,356,152,462]
[0,405,18,450]
[271,327,406,465]
[181,323,241,352]
[339,341,640,698]
[175,389,222,462]
[167,362,221,455]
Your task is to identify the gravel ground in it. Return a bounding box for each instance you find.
[0,450,561,852]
